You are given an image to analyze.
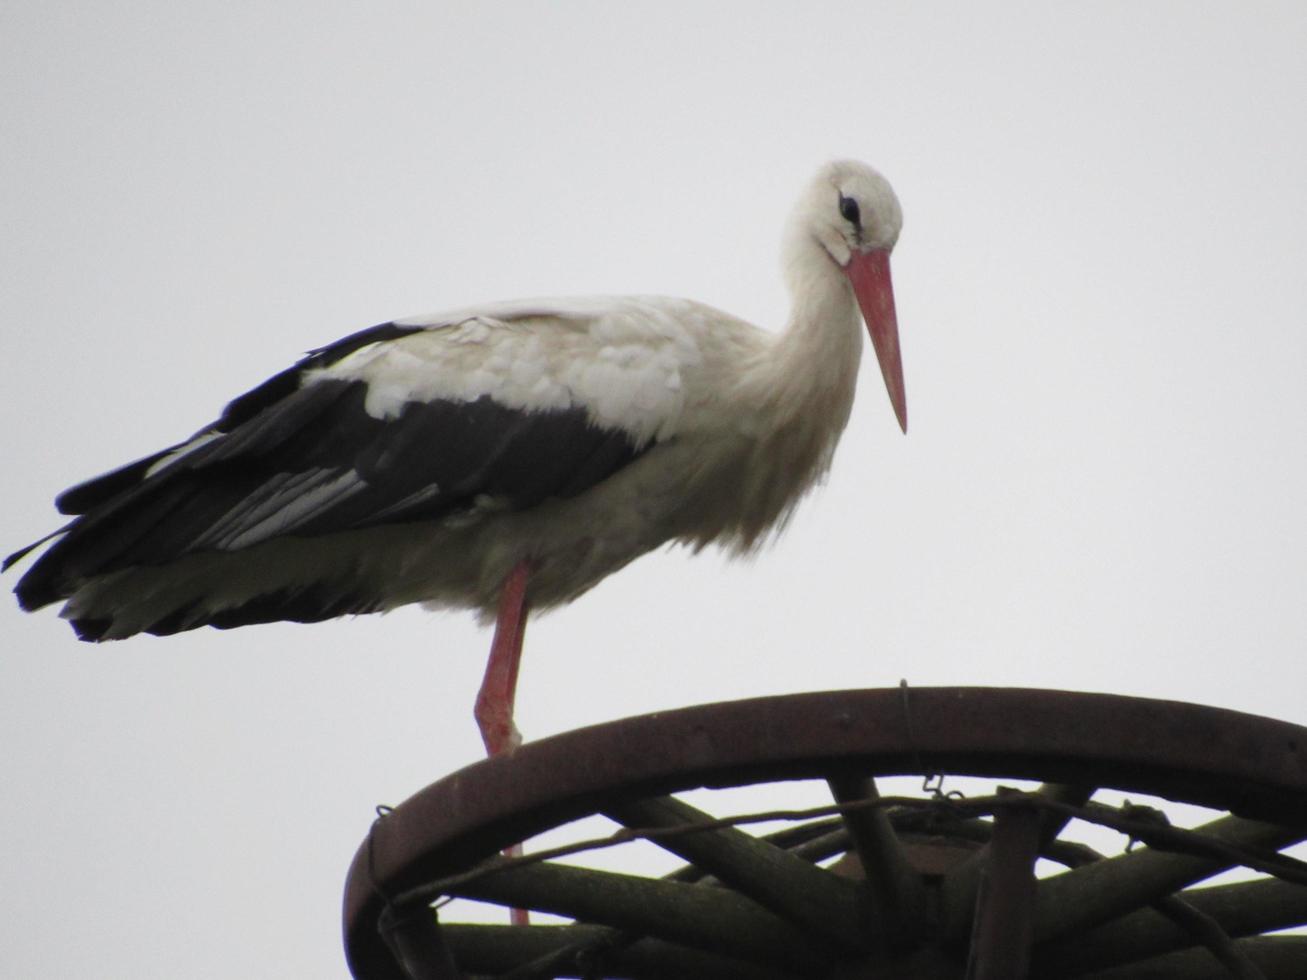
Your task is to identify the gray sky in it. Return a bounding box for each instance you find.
[3,3,1306,976]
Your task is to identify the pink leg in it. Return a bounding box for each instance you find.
[473,560,533,927]
[474,559,532,757]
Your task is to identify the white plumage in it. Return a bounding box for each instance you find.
[7,159,906,754]
[349,297,707,442]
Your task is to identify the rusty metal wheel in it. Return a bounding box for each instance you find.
[343,687,1307,979]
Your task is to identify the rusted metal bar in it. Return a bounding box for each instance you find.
[603,794,876,955]
[1033,877,1307,977]
[827,774,928,944]
[1033,815,1307,942]
[963,789,1042,980]
[941,783,1094,938]
[440,856,827,970]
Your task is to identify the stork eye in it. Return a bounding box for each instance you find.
[838,194,861,227]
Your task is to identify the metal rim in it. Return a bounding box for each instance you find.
[343,686,1307,979]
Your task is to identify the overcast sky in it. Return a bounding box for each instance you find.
[3,3,1306,977]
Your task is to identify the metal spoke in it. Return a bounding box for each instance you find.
[441,923,800,979]
[1075,936,1307,980]
[942,782,1095,937]
[1033,815,1307,942]
[442,857,826,970]
[963,789,1042,980]
[1034,877,1307,977]
[603,795,876,955]
[376,904,465,980]
[827,774,927,945]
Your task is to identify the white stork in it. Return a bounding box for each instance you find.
[6,159,906,757]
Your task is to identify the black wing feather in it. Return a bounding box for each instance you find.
[55,447,175,515]
[14,370,647,613]
[51,321,426,517]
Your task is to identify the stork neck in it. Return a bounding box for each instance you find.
[698,258,864,553]
[763,260,864,423]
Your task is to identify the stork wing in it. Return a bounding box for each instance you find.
[11,301,695,612]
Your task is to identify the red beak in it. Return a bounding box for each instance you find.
[845,248,907,433]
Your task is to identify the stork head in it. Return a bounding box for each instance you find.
[786,160,907,433]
